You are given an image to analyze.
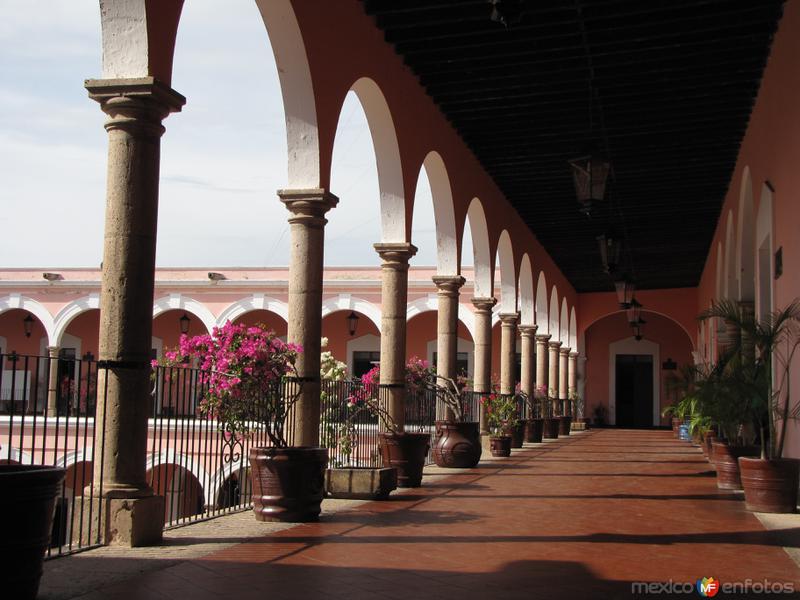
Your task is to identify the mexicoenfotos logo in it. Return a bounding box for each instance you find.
[696,577,719,597]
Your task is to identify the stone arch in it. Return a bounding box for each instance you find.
[321,295,382,333]
[560,299,570,348]
[346,77,405,243]
[153,295,215,334]
[414,151,458,275]
[0,294,56,344]
[146,450,212,509]
[737,166,756,302]
[518,254,534,326]
[582,309,696,351]
[724,211,737,300]
[216,295,289,328]
[756,183,774,322]
[495,230,516,313]
[569,307,577,350]
[465,198,492,298]
[535,272,549,334]
[549,287,560,341]
[53,294,100,345]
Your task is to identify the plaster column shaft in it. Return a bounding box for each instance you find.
[535,334,551,395]
[499,313,519,396]
[47,346,60,417]
[559,347,571,415]
[471,297,497,433]
[548,340,562,414]
[567,351,583,417]
[518,325,537,400]
[280,189,339,447]
[375,243,417,429]
[432,275,466,420]
[86,77,184,499]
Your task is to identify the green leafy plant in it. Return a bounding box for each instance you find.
[481,389,519,435]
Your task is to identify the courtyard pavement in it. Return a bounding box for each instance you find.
[40,429,800,599]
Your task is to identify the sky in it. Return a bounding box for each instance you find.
[0,0,472,269]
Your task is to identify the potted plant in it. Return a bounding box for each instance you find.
[481,392,517,457]
[156,321,328,522]
[570,389,588,430]
[319,340,397,500]
[543,386,561,438]
[427,368,482,469]
[0,462,65,599]
[522,386,545,443]
[701,300,800,512]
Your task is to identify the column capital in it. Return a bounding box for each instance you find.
[471,297,497,313]
[432,275,466,297]
[86,77,185,137]
[278,188,339,227]
[535,333,552,343]
[569,351,580,359]
[519,324,538,337]
[559,346,572,356]
[498,312,519,325]
[548,340,563,350]
[374,242,417,270]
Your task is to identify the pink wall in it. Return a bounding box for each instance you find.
[321,310,380,365]
[152,310,210,354]
[584,311,694,426]
[406,311,472,365]
[63,310,100,359]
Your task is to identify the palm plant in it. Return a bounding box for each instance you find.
[699,299,800,459]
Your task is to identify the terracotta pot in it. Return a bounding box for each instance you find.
[0,465,65,600]
[432,421,482,468]
[702,430,717,460]
[490,435,512,457]
[524,418,544,443]
[711,441,758,490]
[558,416,572,436]
[739,457,800,513]
[509,421,525,448]
[671,417,682,437]
[542,417,560,439]
[379,431,431,487]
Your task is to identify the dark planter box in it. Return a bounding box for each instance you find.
[325,467,398,500]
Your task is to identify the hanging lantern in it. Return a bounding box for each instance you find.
[489,0,523,28]
[633,324,643,341]
[626,297,643,325]
[614,277,635,309]
[347,311,360,337]
[179,313,191,335]
[597,232,622,274]
[568,151,611,216]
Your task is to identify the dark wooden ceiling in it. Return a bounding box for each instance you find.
[360,0,785,292]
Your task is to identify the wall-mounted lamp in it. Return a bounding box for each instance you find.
[179,313,191,335]
[23,314,34,338]
[347,311,360,337]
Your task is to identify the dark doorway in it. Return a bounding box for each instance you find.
[615,354,653,428]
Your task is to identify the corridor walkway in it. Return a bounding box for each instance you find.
[62,430,800,599]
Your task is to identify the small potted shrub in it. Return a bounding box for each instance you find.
[428,370,483,469]
[481,392,518,457]
[543,386,561,438]
[156,322,328,522]
[702,300,800,512]
[522,386,545,443]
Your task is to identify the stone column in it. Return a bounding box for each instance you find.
[374,243,417,430]
[46,346,60,417]
[279,189,339,447]
[559,347,570,415]
[499,313,519,396]
[548,340,562,414]
[535,334,551,396]
[471,297,497,433]
[432,275,465,420]
[518,325,537,401]
[568,350,579,415]
[86,77,185,546]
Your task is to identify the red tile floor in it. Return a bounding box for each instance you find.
[76,430,800,599]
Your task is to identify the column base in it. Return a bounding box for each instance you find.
[83,495,165,547]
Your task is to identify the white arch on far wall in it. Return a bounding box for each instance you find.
[0,294,56,345]
[216,294,289,328]
[53,294,100,345]
[153,294,216,334]
[406,296,476,341]
[321,295,382,334]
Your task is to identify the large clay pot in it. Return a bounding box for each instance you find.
[509,421,525,448]
[0,465,65,600]
[249,447,328,522]
[542,416,560,439]
[524,418,544,443]
[490,436,512,457]
[711,441,758,490]
[379,432,431,487]
[558,416,572,436]
[739,457,800,513]
[432,421,482,468]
